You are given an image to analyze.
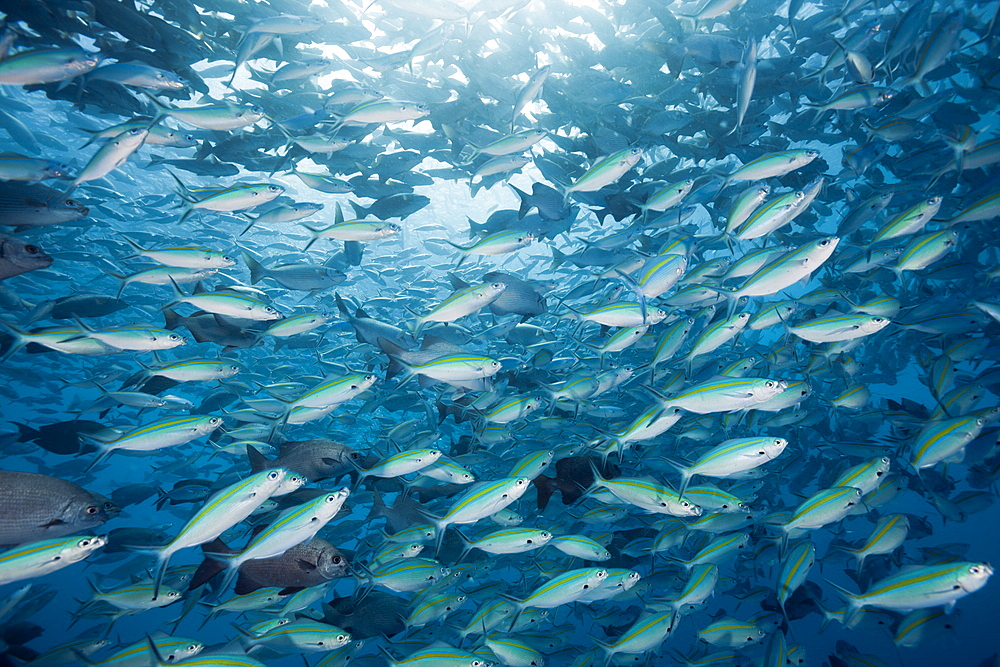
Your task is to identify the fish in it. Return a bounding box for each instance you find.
[11,419,105,455]
[191,535,348,595]
[323,591,408,639]
[246,439,361,482]
[0,471,119,545]
[0,534,106,586]
[0,232,52,280]
[0,0,999,662]
[241,250,346,291]
[533,456,620,510]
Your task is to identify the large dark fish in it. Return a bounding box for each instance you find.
[190,536,348,595]
[162,307,261,348]
[26,293,128,322]
[481,271,548,318]
[335,292,416,351]
[12,419,104,455]
[104,526,173,553]
[247,440,360,482]
[323,590,407,639]
[0,182,89,228]
[0,470,119,545]
[349,193,429,220]
[365,487,430,535]
[0,233,52,281]
[532,456,620,511]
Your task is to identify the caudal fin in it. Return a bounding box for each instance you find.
[825,578,864,626]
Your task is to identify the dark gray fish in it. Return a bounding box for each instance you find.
[162,307,261,348]
[12,420,104,455]
[510,182,573,222]
[481,271,548,318]
[349,193,429,220]
[365,487,429,535]
[0,233,52,281]
[26,293,128,323]
[104,526,172,553]
[242,251,346,291]
[533,456,620,511]
[191,536,348,595]
[0,470,119,545]
[146,154,241,177]
[109,482,160,508]
[247,439,360,482]
[335,292,416,351]
[323,590,407,639]
[0,182,89,228]
[155,479,214,509]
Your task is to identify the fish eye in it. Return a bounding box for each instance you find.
[79,539,91,546]
[766,381,774,388]
[24,245,39,254]
[332,556,342,563]
[820,239,829,246]
[268,471,280,480]
[188,645,198,651]
[85,505,99,515]
[169,334,180,340]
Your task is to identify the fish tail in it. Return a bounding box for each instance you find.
[212,562,241,600]
[549,246,567,272]
[117,233,146,258]
[453,527,472,562]
[238,216,257,237]
[532,474,556,511]
[301,224,323,251]
[432,521,447,557]
[140,91,170,125]
[825,578,863,626]
[457,144,479,165]
[240,250,264,284]
[84,441,115,472]
[162,307,183,331]
[0,319,29,361]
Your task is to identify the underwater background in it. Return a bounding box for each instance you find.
[0,0,998,665]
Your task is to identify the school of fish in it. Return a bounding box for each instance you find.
[0,0,998,665]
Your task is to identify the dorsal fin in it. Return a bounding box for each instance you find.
[447,272,469,290]
[246,444,270,473]
[420,335,450,350]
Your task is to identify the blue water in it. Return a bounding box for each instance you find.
[1,0,1000,665]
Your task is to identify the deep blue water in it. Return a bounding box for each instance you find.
[0,0,999,665]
